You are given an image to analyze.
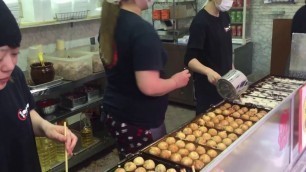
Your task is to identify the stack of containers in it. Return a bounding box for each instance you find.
[73,0,89,12]
[52,0,73,15]
[20,0,53,22]
[4,0,20,23]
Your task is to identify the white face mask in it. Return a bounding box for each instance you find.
[215,0,233,12]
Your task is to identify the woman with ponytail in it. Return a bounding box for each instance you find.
[99,0,191,159]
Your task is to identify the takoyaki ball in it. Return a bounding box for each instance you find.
[199,154,211,164]
[202,133,212,140]
[183,127,193,135]
[149,146,161,156]
[208,112,217,118]
[168,144,179,153]
[212,117,220,124]
[143,160,156,170]
[135,167,146,172]
[208,129,218,136]
[235,119,244,125]
[124,162,137,172]
[214,109,222,114]
[222,110,230,116]
[198,126,208,133]
[239,124,249,131]
[176,131,186,140]
[244,121,253,127]
[165,137,176,145]
[160,150,172,159]
[166,168,177,172]
[185,135,196,142]
[237,109,244,115]
[214,123,224,130]
[178,148,189,156]
[158,141,169,150]
[250,116,259,122]
[188,151,200,160]
[185,143,196,151]
[232,105,240,110]
[232,112,241,118]
[220,120,229,126]
[219,106,227,111]
[196,137,207,145]
[170,153,182,163]
[217,143,227,150]
[202,115,211,122]
[133,156,144,166]
[225,116,234,122]
[115,168,125,172]
[216,115,225,120]
[205,121,215,128]
[227,108,235,114]
[206,140,217,148]
[196,146,206,155]
[189,123,199,130]
[212,135,222,143]
[234,128,244,135]
[207,149,218,158]
[197,119,205,125]
[249,108,258,114]
[224,103,232,108]
[181,157,193,167]
[256,113,264,119]
[259,110,267,114]
[241,114,250,120]
[222,138,233,146]
[193,130,203,138]
[155,164,167,172]
[227,133,238,141]
[175,140,186,148]
[241,107,249,113]
[229,121,239,129]
[193,160,205,170]
[224,126,234,132]
[218,131,227,139]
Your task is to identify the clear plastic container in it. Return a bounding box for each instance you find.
[44,51,93,80]
[69,45,104,73]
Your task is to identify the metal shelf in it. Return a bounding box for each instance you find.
[46,97,103,124]
[30,72,105,97]
[152,16,195,21]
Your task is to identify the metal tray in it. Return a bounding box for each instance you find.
[27,75,63,90]
[106,152,184,172]
[142,137,222,172]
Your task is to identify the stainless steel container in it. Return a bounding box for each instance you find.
[216,69,248,100]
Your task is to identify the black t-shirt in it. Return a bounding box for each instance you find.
[185,9,232,92]
[0,66,41,172]
[102,9,168,128]
[292,5,306,33]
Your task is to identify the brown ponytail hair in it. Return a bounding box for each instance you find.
[99,0,120,66]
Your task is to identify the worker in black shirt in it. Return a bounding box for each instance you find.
[99,0,191,159]
[184,0,233,115]
[292,1,306,33]
[0,1,77,171]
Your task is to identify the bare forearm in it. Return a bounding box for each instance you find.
[188,58,211,76]
[30,110,49,136]
[141,77,177,96]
